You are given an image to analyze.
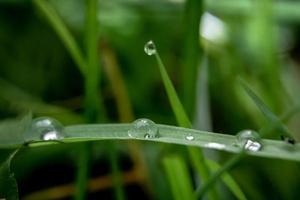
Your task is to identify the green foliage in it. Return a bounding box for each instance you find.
[163,156,195,200]
[0,149,19,200]
[1,0,300,199]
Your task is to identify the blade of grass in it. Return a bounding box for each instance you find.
[75,142,91,200]
[84,0,101,122]
[0,149,19,200]
[195,152,245,199]
[240,79,293,138]
[75,0,103,199]
[154,51,191,128]
[194,57,212,132]
[206,159,247,200]
[83,0,125,199]
[181,0,203,118]
[163,156,195,200]
[152,42,250,199]
[108,141,126,200]
[153,44,218,199]
[195,79,294,199]
[102,45,149,199]
[0,122,299,161]
[33,0,86,75]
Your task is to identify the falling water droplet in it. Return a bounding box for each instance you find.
[185,134,194,141]
[144,40,156,56]
[236,130,262,152]
[128,118,158,139]
[25,117,65,142]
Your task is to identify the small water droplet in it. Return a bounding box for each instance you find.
[25,117,65,142]
[128,118,158,139]
[144,40,156,56]
[205,142,226,150]
[185,134,194,141]
[236,130,262,152]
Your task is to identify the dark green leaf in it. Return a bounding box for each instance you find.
[0,149,19,200]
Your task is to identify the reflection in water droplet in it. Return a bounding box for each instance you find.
[128,118,158,139]
[236,130,262,152]
[26,117,65,142]
[185,134,194,141]
[144,40,156,56]
[244,140,261,152]
[205,142,226,150]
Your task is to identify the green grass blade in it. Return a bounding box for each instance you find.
[240,80,278,122]
[193,56,247,200]
[188,148,218,200]
[84,0,102,122]
[154,51,191,128]
[240,80,292,138]
[163,156,195,200]
[33,0,86,75]
[109,141,126,200]
[0,149,20,200]
[194,57,212,132]
[1,123,300,161]
[152,44,220,199]
[75,0,102,199]
[75,143,91,200]
[181,0,203,118]
[0,113,32,146]
[195,153,245,199]
[206,160,247,200]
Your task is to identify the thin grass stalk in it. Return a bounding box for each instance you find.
[154,51,217,200]
[182,0,203,119]
[75,0,101,199]
[32,0,86,75]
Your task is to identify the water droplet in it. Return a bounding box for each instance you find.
[128,118,158,139]
[236,130,262,152]
[205,142,226,150]
[144,40,156,56]
[25,117,65,142]
[185,134,194,141]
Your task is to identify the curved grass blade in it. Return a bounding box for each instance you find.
[151,43,217,199]
[240,80,293,138]
[206,159,247,200]
[153,49,191,128]
[33,0,86,75]
[151,42,247,199]
[0,123,300,161]
[181,0,203,118]
[0,149,20,200]
[195,153,245,199]
[0,113,32,147]
[163,156,195,200]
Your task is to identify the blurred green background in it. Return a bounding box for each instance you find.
[1,0,300,199]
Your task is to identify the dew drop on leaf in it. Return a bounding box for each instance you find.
[25,117,65,142]
[236,130,262,152]
[144,40,156,56]
[185,134,194,141]
[128,118,158,139]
